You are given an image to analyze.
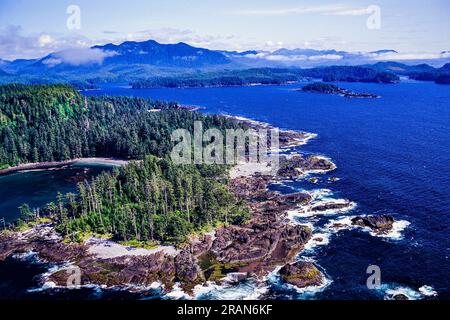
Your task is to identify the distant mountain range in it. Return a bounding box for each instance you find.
[0,38,449,84]
[0,40,232,82]
[92,39,230,67]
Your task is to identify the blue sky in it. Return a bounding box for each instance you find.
[0,0,449,60]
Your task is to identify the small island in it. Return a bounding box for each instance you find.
[279,261,324,289]
[297,82,381,98]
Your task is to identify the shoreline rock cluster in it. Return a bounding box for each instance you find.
[0,156,327,293]
[0,119,338,296]
[0,116,407,299]
[0,114,407,299]
[351,215,395,234]
[279,261,324,288]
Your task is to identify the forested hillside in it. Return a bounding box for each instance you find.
[0,84,242,168]
[54,156,249,243]
[131,68,302,88]
[131,67,400,89]
[2,84,249,243]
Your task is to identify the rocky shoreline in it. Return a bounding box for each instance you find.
[224,114,317,150]
[0,118,338,297]
[0,115,410,299]
[279,261,324,289]
[0,156,334,295]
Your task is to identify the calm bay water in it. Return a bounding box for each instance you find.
[1,81,448,299]
[0,164,113,223]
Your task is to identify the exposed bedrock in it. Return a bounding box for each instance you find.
[351,215,395,233]
[311,201,353,212]
[278,155,336,178]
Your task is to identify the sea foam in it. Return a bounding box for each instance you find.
[382,284,437,300]
[267,264,332,299]
[325,216,410,241]
[193,280,268,300]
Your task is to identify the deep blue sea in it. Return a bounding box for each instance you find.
[1,81,449,300]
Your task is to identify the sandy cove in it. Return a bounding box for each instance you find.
[0,158,130,176]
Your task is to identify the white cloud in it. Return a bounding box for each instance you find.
[326,8,371,16]
[105,28,246,51]
[0,26,249,60]
[243,52,343,62]
[0,25,43,60]
[231,4,372,16]
[266,54,307,62]
[0,25,99,60]
[249,50,450,64]
[309,54,343,60]
[42,48,117,66]
[244,52,269,59]
[367,52,449,61]
[1,25,449,66]
[38,34,54,47]
[264,40,284,50]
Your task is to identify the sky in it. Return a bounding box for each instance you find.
[0,0,449,60]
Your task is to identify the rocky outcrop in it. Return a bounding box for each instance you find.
[279,261,324,288]
[208,223,311,277]
[0,227,86,263]
[309,177,319,184]
[229,175,271,199]
[351,215,395,233]
[49,251,178,289]
[278,155,336,178]
[0,168,314,292]
[175,250,204,285]
[392,294,409,300]
[0,121,322,294]
[226,115,313,149]
[311,201,353,212]
[200,175,313,279]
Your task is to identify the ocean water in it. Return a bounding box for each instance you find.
[1,81,448,300]
[0,164,114,223]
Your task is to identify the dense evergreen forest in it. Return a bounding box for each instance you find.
[0,84,242,168]
[301,82,344,94]
[409,72,450,84]
[131,67,400,89]
[300,66,399,83]
[131,68,302,88]
[53,156,249,243]
[1,84,249,243]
